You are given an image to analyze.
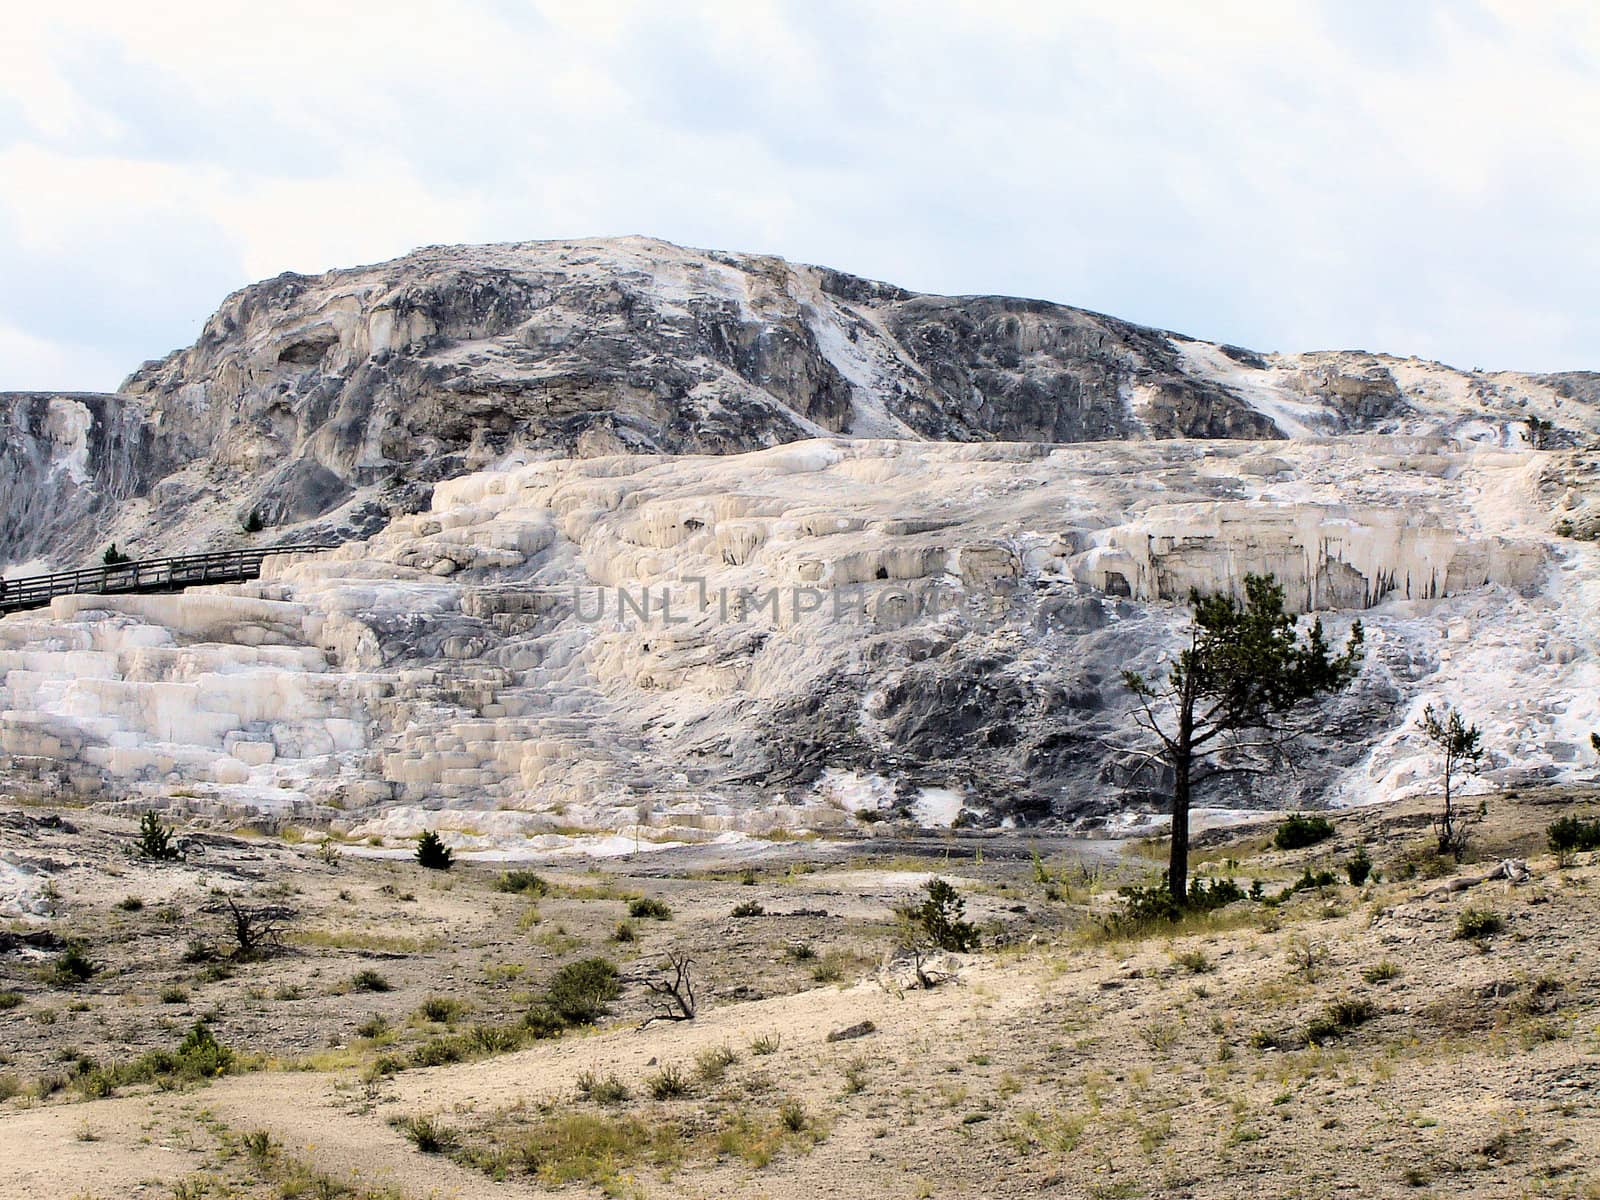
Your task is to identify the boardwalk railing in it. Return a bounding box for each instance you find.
[0,545,338,616]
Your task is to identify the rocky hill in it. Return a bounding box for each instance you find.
[2,236,1599,857]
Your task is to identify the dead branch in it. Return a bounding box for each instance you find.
[200,895,294,960]
[638,950,696,1028]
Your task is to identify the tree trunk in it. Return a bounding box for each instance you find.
[1168,663,1197,904]
[1168,756,1191,903]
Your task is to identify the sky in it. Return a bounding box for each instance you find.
[2,0,1599,391]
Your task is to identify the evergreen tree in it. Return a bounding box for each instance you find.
[1122,575,1365,903]
[414,830,454,870]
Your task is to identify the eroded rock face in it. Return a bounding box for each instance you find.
[9,236,1594,572]
[2,435,1592,846]
[4,237,1600,849]
[0,393,163,569]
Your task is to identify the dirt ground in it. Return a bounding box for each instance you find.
[4,789,1600,1200]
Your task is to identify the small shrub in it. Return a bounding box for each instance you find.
[368,1054,407,1078]
[545,958,621,1025]
[395,1114,459,1154]
[0,992,23,1011]
[524,1006,566,1041]
[350,969,393,993]
[135,812,180,861]
[417,996,466,1024]
[410,1037,468,1068]
[242,1129,274,1166]
[116,896,145,912]
[611,920,636,943]
[731,900,765,918]
[694,1044,738,1083]
[809,949,857,984]
[1344,847,1373,886]
[646,1063,690,1099]
[159,985,189,1005]
[1304,997,1376,1045]
[466,1023,524,1055]
[1456,908,1504,940]
[576,1070,631,1104]
[496,870,549,896]
[242,509,265,534]
[842,1056,870,1094]
[777,1098,809,1132]
[1173,949,1213,974]
[46,944,99,987]
[628,897,672,921]
[751,1033,781,1056]
[1272,868,1339,904]
[1102,875,1247,934]
[1548,815,1600,856]
[1274,813,1335,850]
[1362,960,1401,984]
[414,831,454,871]
[784,942,816,962]
[357,1015,390,1039]
[173,1021,235,1077]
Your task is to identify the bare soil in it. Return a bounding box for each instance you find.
[3,789,1600,1199]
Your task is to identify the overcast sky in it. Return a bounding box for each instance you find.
[3,0,1598,391]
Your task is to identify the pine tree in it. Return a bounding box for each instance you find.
[414,830,454,870]
[135,811,180,861]
[1417,704,1483,859]
[1122,574,1365,903]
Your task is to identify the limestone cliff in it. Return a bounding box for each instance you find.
[2,237,1599,851]
[6,236,1593,570]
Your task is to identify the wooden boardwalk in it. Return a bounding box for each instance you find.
[0,546,336,616]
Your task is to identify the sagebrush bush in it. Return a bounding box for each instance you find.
[1455,908,1504,940]
[495,870,549,896]
[417,995,466,1023]
[694,1044,738,1083]
[1173,949,1213,974]
[646,1063,689,1099]
[350,969,392,993]
[1304,997,1376,1045]
[628,898,672,920]
[395,1113,459,1153]
[576,1070,631,1104]
[1362,960,1401,984]
[46,944,98,988]
[545,958,621,1025]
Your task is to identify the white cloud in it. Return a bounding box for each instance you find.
[2,0,1598,389]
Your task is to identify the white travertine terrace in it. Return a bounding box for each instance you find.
[3,432,1596,853]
